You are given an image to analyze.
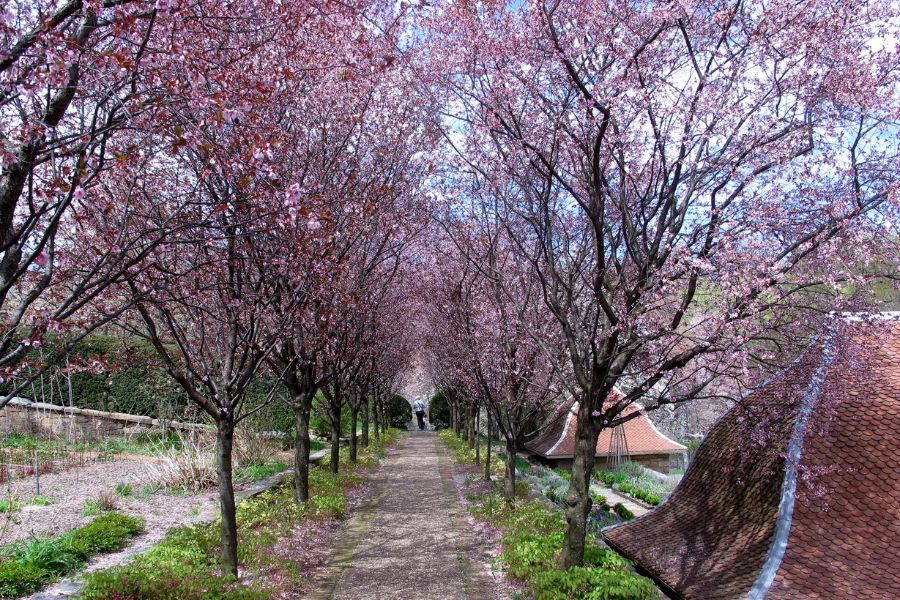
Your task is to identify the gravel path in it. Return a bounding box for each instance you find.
[320,431,488,600]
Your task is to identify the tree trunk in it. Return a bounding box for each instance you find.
[466,404,477,450]
[503,437,518,503]
[349,405,359,462]
[485,410,492,481]
[475,409,481,465]
[292,397,312,503]
[373,395,381,441]
[384,396,391,431]
[361,398,369,448]
[450,400,457,435]
[216,416,239,576]
[330,402,342,474]
[562,401,600,569]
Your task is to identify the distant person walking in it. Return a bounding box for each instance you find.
[413,399,426,431]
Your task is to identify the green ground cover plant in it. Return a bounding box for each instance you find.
[0,512,144,598]
[79,429,400,600]
[439,430,656,600]
[593,463,676,506]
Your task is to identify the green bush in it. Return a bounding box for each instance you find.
[613,503,635,521]
[310,392,357,438]
[644,494,662,506]
[0,559,48,598]
[387,394,411,429]
[70,513,145,557]
[429,390,451,430]
[594,470,616,485]
[3,533,81,576]
[614,462,645,478]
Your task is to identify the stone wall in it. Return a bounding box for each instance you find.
[0,398,211,441]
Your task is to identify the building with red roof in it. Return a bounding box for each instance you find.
[525,394,687,473]
[602,316,900,600]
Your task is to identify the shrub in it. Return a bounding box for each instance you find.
[429,390,451,430]
[586,509,620,535]
[644,494,662,506]
[613,503,635,521]
[142,430,216,491]
[594,470,616,485]
[614,461,645,478]
[69,513,145,557]
[233,423,278,469]
[387,394,412,429]
[3,532,81,576]
[0,559,48,598]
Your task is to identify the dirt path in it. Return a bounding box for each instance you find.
[312,431,489,600]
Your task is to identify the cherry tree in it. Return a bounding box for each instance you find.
[0,0,203,402]
[422,219,564,501]
[430,0,900,567]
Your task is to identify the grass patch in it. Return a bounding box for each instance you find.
[80,429,400,600]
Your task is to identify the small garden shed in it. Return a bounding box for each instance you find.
[525,395,687,473]
[603,317,900,600]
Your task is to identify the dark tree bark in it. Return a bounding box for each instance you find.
[564,402,598,568]
[485,409,492,481]
[349,403,360,462]
[216,415,238,575]
[372,394,381,441]
[329,401,342,473]
[475,408,481,465]
[361,398,369,447]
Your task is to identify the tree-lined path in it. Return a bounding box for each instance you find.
[311,432,489,600]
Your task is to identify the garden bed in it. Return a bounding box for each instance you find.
[1,458,221,549]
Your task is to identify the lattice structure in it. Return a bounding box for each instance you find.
[605,424,630,470]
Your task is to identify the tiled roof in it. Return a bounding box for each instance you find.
[603,318,900,600]
[525,393,687,458]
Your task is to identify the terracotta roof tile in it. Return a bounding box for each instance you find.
[603,318,900,600]
[525,393,687,458]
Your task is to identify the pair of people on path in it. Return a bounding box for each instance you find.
[413,399,428,431]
